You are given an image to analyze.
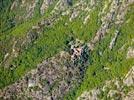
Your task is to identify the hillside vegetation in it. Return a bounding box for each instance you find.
[0,0,134,100]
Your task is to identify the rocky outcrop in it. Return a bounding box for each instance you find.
[1,0,134,99]
[123,66,134,86]
[10,0,39,20]
[77,89,100,100]
[0,39,90,99]
[77,66,134,100]
[109,30,119,50]
[127,47,134,59]
[88,0,133,50]
[40,0,54,15]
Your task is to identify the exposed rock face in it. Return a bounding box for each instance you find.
[40,0,54,15]
[107,90,121,99]
[10,0,18,10]
[10,0,39,20]
[77,66,134,100]
[123,90,134,100]
[0,0,134,99]
[127,47,134,59]
[77,89,100,100]
[109,30,119,50]
[123,66,134,86]
[88,0,133,50]
[0,43,90,100]
[69,10,79,21]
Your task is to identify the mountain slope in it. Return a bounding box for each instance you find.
[0,0,134,99]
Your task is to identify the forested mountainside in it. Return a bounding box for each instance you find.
[0,0,134,100]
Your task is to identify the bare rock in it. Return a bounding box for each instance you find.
[0,49,88,99]
[123,66,134,86]
[123,90,134,100]
[127,47,134,59]
[77,89,100,100]
[109,30,119,50]
[40,0,53,15]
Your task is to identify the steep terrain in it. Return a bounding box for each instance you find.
[78,66,134,100]
[0,0,134,100]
